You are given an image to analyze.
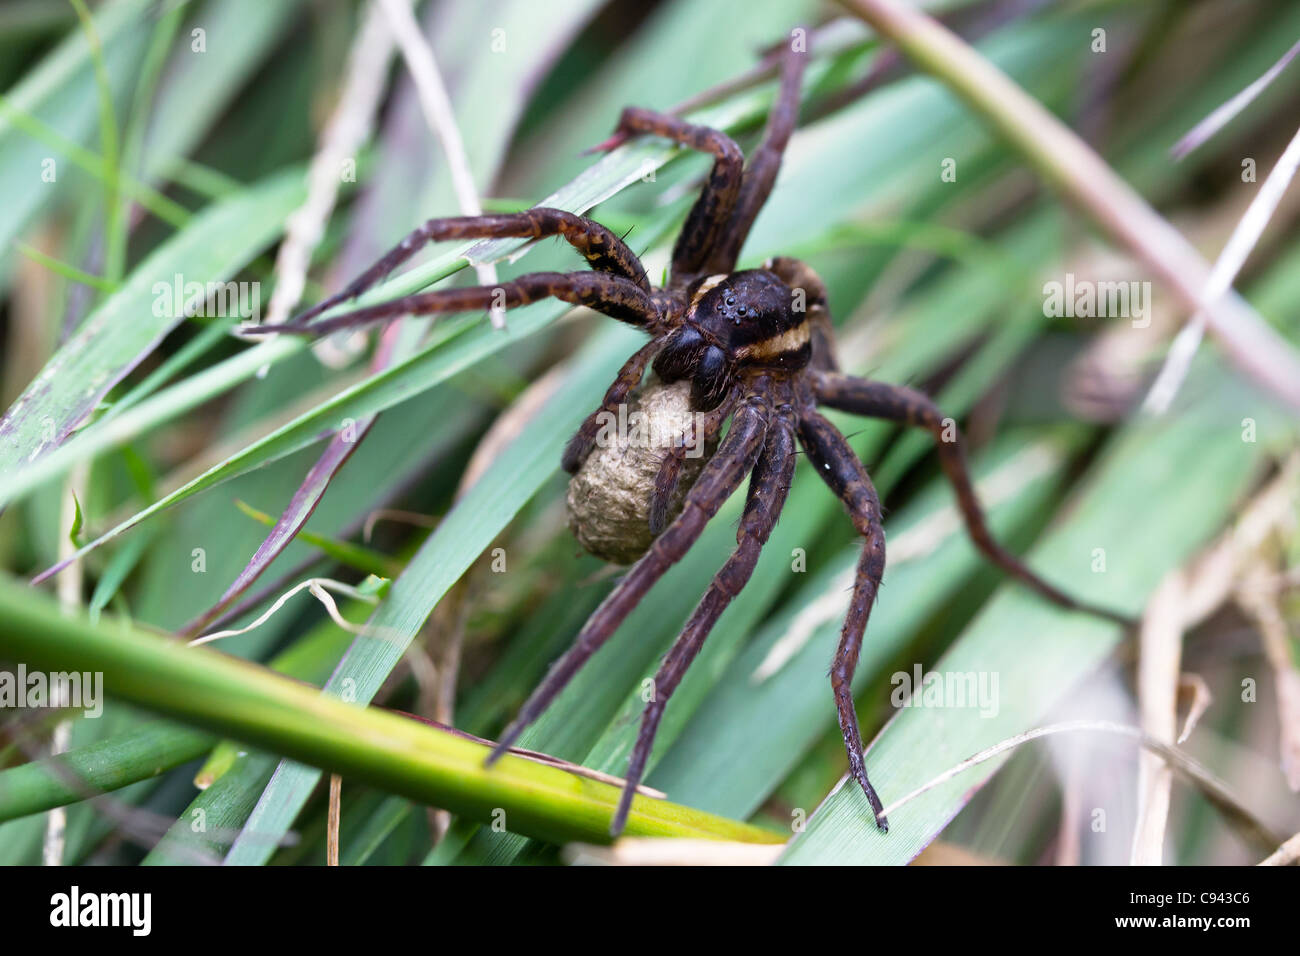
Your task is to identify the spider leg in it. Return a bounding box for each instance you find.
[486,396,770,768]
[562,340,662,474]
[797,408,890,831]
[286,208,650,326]
[647,389,739,534]
[589,107,743,285]
[611,400,797,835]
[257,270,660,337]
[704,45,808,274]
[812,370,1133,626]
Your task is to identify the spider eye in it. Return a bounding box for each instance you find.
[725,295,735,306]
[737,306,746,315]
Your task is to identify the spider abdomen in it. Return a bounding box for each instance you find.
[565,377,719,565]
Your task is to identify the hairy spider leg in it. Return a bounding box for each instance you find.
[647,389,740,534]
[796,408,890,830]
[704,45,808,274]
[611,396,798,835]
[259,270,659,337]
[590,107,744,286]
[561,340,665,478]
[274,208,651,328]
[486,398,770,768]
[562,339,665,474]
[811,371,1134,627]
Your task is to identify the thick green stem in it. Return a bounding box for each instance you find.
[0,576,782,846]
[0,622,355,820]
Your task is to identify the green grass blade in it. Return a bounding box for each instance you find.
[779,373,1295,863]
[0,615,356,824]
[0,722,213,824]
[0,167,305,481]
[224,323,646,863]
[0,0,150,254]
[0,573,783,848]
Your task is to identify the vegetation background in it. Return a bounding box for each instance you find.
[0,0,1297,866]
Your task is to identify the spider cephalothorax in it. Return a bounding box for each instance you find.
[262,42,1128,837]
[654,269,811,408]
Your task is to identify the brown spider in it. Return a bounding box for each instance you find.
[262,47,1127,837]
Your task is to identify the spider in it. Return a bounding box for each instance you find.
[261,46,1128,837]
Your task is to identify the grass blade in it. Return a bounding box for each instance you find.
[225,323,645,863]
[779,369,1295,863]
[0,167,305,476]
[833,0,1300,411]
[0,573,783,847]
